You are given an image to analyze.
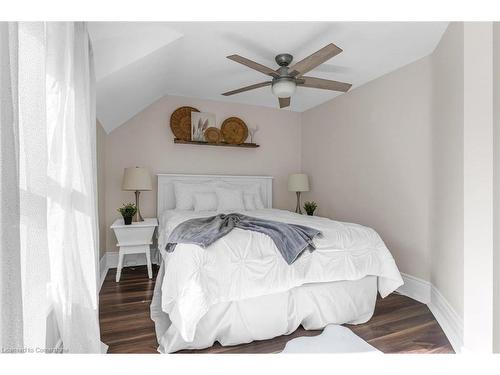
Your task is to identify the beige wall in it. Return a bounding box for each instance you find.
[298,22,468,323]
[96,121,107,258]
[299,23,500,351]
[430,22,464,320]
[300,56,433,281]
[103,94,301,252]
[462,22,494,352]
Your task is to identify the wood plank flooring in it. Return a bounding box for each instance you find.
[99,265,454,354]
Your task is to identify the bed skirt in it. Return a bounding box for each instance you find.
[150,262,378,353]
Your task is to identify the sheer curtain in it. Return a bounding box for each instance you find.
[0,22,24,351]
[0,22,105,353]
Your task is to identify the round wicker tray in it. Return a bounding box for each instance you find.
[170,106,199,141]
[221,117,248,144]
[204,127,221,143]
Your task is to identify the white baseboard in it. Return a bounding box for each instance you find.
[428,285,464,353]
[396,272,463,353]
[397,272,431,304]
[99,254,107,291]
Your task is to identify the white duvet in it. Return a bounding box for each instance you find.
[157,209,403,342]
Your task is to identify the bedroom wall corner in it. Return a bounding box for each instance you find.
[300,55,433,282]
[96,120,107,260]
[429,21,465,327]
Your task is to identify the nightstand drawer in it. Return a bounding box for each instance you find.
[113,226,156,246]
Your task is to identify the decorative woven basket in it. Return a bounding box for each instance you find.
[170,106,199,141]
[221,117,248,144]
[204,127,221,143]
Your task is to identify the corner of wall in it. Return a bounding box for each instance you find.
[427,20,465,323]
[96,120,108,260]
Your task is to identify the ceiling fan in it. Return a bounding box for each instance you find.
[222,43,352,109]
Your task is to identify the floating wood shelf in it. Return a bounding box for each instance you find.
[174,139,259,148]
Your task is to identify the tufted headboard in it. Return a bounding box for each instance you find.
[157,173,273,214]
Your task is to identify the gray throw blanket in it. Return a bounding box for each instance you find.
[165,213,321,265]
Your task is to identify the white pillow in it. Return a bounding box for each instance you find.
[174,181,214,210]
[243,193,256,210]
[193,192,217,212]
[215,187,245,211]
[217,182,264,206]
[217,181,260,194]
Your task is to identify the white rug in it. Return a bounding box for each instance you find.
[281,325,381,354]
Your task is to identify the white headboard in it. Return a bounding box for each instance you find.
[157,173,273,214]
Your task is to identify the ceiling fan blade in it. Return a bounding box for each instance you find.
[289,43,343,77]
[298,76,352,92]
[279,97,290,108]
[227,55,279,78]
[222,81,272,96]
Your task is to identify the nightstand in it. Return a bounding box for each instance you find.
[111,218,158,282]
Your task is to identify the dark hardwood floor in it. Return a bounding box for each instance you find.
[99,265,454,354]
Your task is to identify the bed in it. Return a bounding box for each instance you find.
[150,174,403,353]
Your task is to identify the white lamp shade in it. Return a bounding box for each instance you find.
[272,79,297,98]
[122,167,152,191]
[288,173,309,192]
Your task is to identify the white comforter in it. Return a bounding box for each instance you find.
[157,209,403,342]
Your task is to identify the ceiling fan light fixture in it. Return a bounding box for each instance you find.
[271,78,296,98]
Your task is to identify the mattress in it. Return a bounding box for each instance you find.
[151,261,378,353]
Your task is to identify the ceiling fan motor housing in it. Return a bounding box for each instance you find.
[275,53,293,67]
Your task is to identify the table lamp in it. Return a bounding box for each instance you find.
[288,173,309,214]
[122,167,152,222]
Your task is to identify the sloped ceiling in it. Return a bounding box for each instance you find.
[88,22,448,133]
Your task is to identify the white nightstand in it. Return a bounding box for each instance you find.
[111,218,158,282]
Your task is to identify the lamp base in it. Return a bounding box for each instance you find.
[133,190,144,222]
[295,192,302,214]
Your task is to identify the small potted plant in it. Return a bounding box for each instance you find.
[303,201,318,216]
[117,203,137,225]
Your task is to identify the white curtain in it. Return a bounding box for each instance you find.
[0,22,24,351]
[0,22,105,353]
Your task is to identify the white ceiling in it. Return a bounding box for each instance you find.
[88,22,448,133]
